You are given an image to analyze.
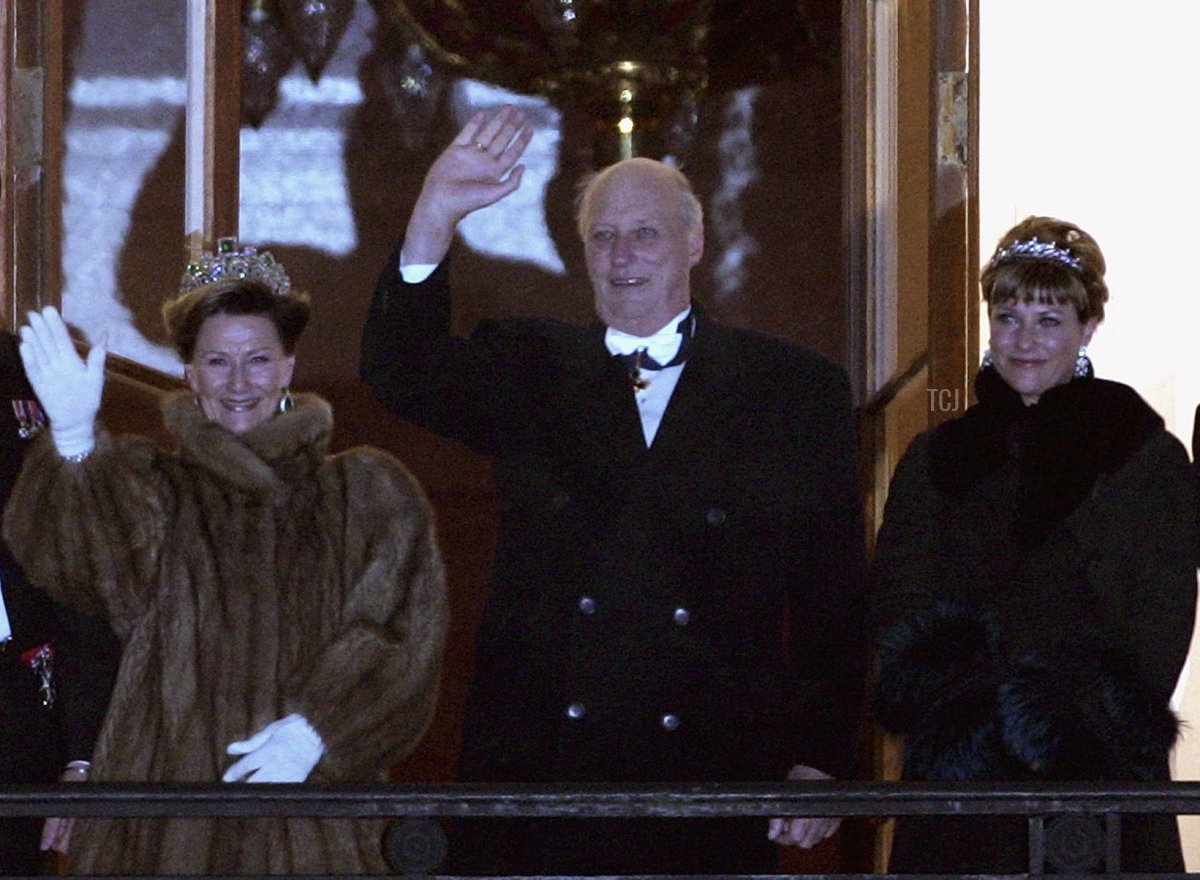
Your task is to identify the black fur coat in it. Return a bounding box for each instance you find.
[872,369,1196,873]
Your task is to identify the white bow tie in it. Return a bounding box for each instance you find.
[605,325,683,368]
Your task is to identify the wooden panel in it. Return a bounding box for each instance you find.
[1,0,63,326]
[1,0,11,324]
[841,0,869,403]
[101,360,184,446]
[183,0,240,263]
[855,0,978,526]
[846,0,977,871]
[926,0,977,423]
[204,0,240,247]
[38,0,62,312]
[893,0,931,377]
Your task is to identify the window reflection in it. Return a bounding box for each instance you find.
[59,0,835,381]
[240,39,367,256]
[240,2,564,275]
[62,0,185,374]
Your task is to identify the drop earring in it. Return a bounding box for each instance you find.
[980,349,994,370]
[278,388,295,413]
[1074,346,1091,377]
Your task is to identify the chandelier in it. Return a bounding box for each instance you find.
[369,0,827,163]
[242,0,357,127]
[239,0,828,163]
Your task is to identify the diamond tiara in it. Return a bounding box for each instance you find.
[986,237,1082,274]
[179,237,292,297]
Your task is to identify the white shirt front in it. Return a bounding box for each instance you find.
[604,307,692,447]
[625,364,684,447]
[0,572,12,642]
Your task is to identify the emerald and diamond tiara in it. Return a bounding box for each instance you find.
[179,237,292,297]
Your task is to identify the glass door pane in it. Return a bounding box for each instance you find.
[62,0,186,375]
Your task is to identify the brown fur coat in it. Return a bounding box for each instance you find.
[3,392,447,874]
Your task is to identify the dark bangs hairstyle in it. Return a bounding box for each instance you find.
[162,277,311,362]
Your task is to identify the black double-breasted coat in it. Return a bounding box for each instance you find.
[361,254,868,874]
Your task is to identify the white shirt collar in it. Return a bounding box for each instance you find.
[0,573,11,643]
[604,306,693,364]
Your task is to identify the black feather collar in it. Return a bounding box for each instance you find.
[929,367,1163,543]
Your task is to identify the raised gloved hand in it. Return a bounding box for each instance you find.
[223,714,325,783]
[18,306,106,459]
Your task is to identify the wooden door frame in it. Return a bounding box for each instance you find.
[1,0,242,389]
[844,0,979,524]
[928,0,978,409]
[1,0,63,329]
[843,0,979,870]
[186,0,242,261]
[1,2,241,315]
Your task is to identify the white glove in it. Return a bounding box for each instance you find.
[223,714,325,783]
[767,764,842,849]
[18,306,105,459]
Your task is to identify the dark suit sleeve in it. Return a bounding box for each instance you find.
[358,244,500,453]
[53,603,119,761]
[0,543,119,769]
[3,331,118,767]
[1070,431,1197,699]
[787,364,869,780]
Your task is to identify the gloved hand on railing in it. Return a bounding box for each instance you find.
[768,764,842,849]
[18,306,106,460]
[223,714,325,783]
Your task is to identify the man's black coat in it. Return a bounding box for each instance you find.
[361,255,867,874]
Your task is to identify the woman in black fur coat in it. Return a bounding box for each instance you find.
[872,216,1197,874]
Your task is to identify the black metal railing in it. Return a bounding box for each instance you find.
[4,780,1200,878]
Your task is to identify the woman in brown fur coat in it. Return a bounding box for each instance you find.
[3,244,447,875]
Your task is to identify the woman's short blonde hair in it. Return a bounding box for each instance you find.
[980,215,1108,323]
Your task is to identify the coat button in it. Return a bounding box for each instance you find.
[566,702,586,720]
[705,507,727,525]
[660,713,680,731]
[578,596,596,615]
[673,607,690,626]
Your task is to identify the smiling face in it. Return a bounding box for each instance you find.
[988,297,1098,405]
[185,312,295,434]
[581,161,703,336]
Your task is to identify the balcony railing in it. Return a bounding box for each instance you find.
[4,780,1200,878]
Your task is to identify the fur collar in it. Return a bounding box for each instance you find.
[929,368,1163,543]
[161,391,331,495]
